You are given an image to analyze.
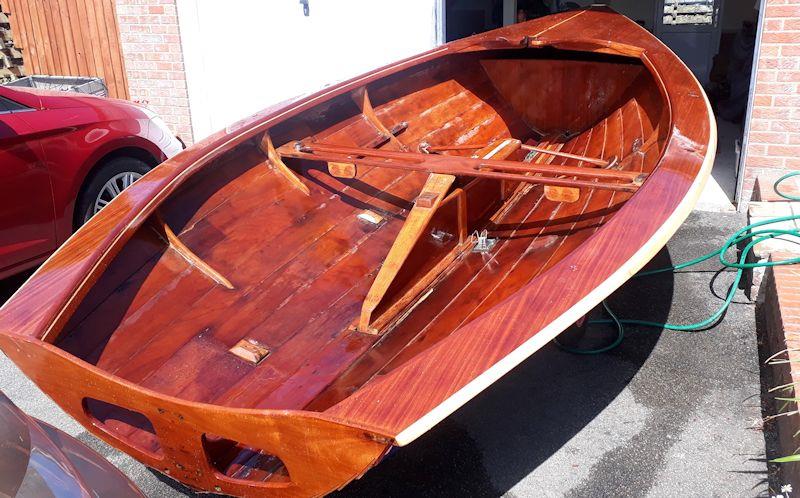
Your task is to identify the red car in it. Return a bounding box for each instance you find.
[0,85,183,279]
[0,391,144,497]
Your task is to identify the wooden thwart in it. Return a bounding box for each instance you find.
[279,142,645,193]
[422,141,616,168]
[521,143,617,168]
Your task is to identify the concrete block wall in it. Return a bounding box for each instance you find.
[115,0,193,144]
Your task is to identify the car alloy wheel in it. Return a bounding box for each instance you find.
[92,171,143,216]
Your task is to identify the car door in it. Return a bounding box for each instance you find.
[0,95,57,274]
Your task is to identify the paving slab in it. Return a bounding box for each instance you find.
[0,210,771,497]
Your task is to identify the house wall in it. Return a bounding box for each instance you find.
[740,0,800,203]
[115,0,194,144]
[175,0,441,141]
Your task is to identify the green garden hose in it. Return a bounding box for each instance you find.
[555,171,800,354]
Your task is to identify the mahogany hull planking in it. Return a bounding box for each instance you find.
[0,8,714,497]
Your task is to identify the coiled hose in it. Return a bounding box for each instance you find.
[555,171,800,354]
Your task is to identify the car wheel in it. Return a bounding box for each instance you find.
[76,157,152,226]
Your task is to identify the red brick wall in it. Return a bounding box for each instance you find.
[759,255,800,485]
[115,0,193,144]
[742,0,800,203]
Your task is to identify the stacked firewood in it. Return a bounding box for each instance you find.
[0,2,24,83]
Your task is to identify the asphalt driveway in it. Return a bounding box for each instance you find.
[0,210,773,497]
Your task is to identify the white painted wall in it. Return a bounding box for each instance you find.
[177,0,441,140]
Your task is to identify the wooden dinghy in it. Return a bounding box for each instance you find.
[0,8,714,497]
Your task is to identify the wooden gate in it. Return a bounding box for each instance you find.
[4,0,129,99]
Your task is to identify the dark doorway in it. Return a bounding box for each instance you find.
[443,0,583,43]
[445,0,504,42]
[709,1,761,206]
[588,0,761,207]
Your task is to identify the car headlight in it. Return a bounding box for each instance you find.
[150,115,173,135]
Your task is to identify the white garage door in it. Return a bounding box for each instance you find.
[177,0,441,139]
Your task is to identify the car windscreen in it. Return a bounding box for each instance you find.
[0,95,30,113]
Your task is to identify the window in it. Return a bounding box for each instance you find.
[0,95,30,114]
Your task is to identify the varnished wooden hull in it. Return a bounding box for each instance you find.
[0,8,714,497]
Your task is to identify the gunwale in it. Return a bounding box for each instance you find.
[0,7,715,496]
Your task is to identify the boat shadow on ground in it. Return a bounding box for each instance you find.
[332,247,675,498]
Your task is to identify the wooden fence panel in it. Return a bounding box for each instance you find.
[4,0,128,99]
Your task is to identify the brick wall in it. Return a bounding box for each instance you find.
[742,0,800,203]
[759,255,800,485]
[115,0,193,144]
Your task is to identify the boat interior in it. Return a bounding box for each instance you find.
[46,47,669,482]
